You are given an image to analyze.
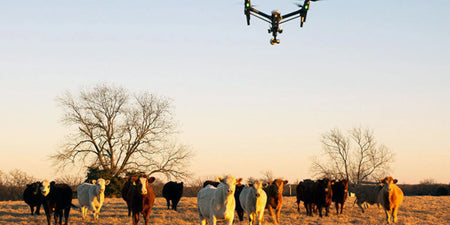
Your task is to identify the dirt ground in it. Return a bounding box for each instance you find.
[0,196,449,225]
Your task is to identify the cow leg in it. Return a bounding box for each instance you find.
[357,200,365,213]
[268,206,277,224]
[237,208,244,221]
[318,206,323,217]
[304,203,310,216]
[132,212,139,225]
[384,209,391,224]
[225,216,234,225]
[257,211,264,225]
[340,202,344,214]
[335,202,339,215]
[248,212,255,225]
[173,198,180,211]
[36,204,41,215]
[166,198,171,210]
[276,207,281,224]
[63,207,70,225]
[210,215,217,225]
[143,211,150,225]
[392,206,399,223]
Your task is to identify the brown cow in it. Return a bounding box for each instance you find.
[263,178,288,224]
[125,176,156,225]
[378,176,403,224]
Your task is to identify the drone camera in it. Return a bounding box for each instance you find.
[270,38,280,45]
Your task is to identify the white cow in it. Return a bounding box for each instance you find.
[239,180,267,225]
[197,175,238,225]
[77,178,110,220]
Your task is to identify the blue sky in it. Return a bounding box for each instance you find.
[1,0,449,184]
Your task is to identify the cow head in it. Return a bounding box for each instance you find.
[40,180,55,197]
[93,178,111,194]
[379,176,398,192]
[268,179,288,196]
[219,174,238,195]
[253,180,264,198]
[28,182,41,195]
[136,176,156,196]
[318,178,332,194]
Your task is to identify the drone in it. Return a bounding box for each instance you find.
[244,0,320,45]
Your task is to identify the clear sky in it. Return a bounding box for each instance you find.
[1,0,449,184]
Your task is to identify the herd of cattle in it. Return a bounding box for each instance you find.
[21,175,404,225]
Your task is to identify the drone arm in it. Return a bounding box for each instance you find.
[249,8,271,20]
[281,9,302,20]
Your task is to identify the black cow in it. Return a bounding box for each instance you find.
[40,180,74,225]
[296,179,316,216]
[23,182,43,215]
[122,176,139,216]
[297,178,333,217]
[234,180,245,221]
[331,179,349,214]
[314,178,333,217]
[162,181,183,211]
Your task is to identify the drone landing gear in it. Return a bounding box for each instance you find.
[270,38,280,45]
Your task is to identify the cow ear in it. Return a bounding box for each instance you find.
[393,179,398,184]
[269,180,274,185]
[105,180,110,185]
[217,177,223,182]
[284,180,288,184]
[237,178,243,184]
[148,177,156,184]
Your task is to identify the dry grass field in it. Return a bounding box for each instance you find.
[0,196,449,225]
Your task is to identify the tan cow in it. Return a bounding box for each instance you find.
[263,179,288,224]
[378,176,404,224]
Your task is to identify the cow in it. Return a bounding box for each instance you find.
[77,178,110,220]
[234,178,245,222]
[297,178,333,217]
[263,178,288,224]
[354,184,383,213]
[296,179,316,216]
[162,181,183,211]
[331,179,349,214]
[197,174,238,225]
[40,180,74,225]
[314,178,333,217]
[122,176,139,216]
[23,182,43,215]
[203,177,245,221]
[239,180,267,225]
[378,176,404,224]
[125,176,156,225]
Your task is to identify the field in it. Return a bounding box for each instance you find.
[0,196,449,225]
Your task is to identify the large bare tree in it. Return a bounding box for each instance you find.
[311,127,394,184]
[52,84,193,179]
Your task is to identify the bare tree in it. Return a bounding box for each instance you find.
[312,127,394,184]
[52,84,193,179]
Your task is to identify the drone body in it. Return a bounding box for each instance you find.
[244,0,318,45]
